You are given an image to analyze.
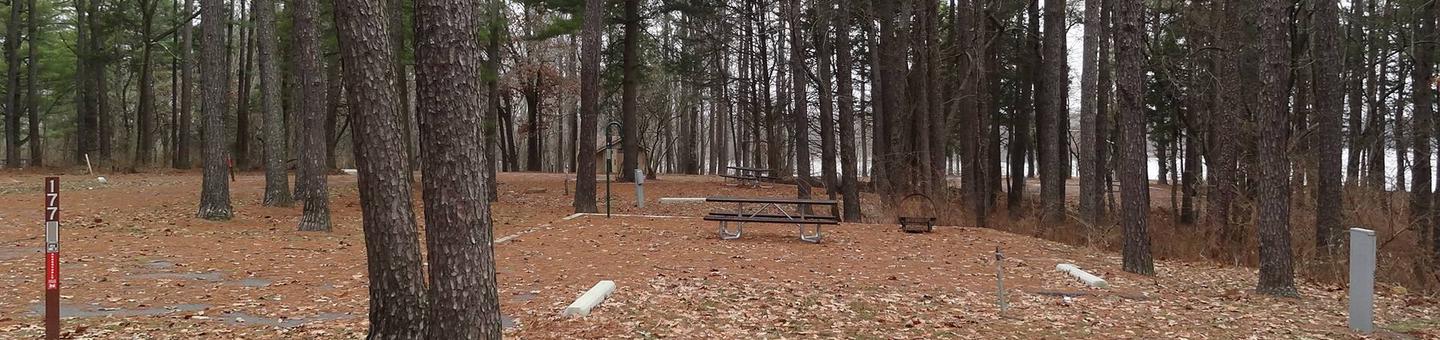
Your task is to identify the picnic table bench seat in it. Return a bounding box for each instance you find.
[703,196,839,243]
[705,211,839,222]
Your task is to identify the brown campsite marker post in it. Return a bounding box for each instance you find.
[43,177,59,340]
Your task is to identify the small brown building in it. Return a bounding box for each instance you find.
[595,141,650,175]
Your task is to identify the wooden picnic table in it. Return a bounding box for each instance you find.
[721,167,779,187]
[726,166,773,173]
[703,196,839,243]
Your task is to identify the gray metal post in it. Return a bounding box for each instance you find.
[995,247,1007,313]
[1349,228,1376,334]
[634,169,645,208]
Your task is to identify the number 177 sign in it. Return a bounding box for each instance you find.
[43,177,59,340]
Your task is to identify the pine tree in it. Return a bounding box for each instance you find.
[256,0,292,207]
[333,0,429,335]
[295,0,330,231]
[1116,0,1152,275]
[574,0,602,213]
[1257,0,1298,296]
[1040,0,1068,225]
[196,0,233,220]
[1313,0,1343,252]
[415,0,503,335]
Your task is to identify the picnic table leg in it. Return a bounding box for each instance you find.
[718,202,748,240]
[718,220,742,240]
[798,222,822,243]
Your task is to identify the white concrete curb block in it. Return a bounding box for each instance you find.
[1056,263,1108,288]
[561,280,616,317]
[562,213,586,221]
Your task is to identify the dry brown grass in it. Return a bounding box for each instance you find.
[890,183,1440,293]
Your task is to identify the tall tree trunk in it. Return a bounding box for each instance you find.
[89,0,110,162]
[620,0,640,182]
[837,0,860,222]
[764,5,784,178]
[295,0,329,230]
[389,0,415,181]
[926,0,946,200]
[168,0,177,166]
[791,0,811,201]
[1257,0,1297,296]
[174,0,194,169]
[74,0,93,164]
[415,0,503,335]
[1414,0,1439,268]
[135,0,157,166]
[334,0,429,336]
[1115,0,1152,275]
[1210,0,1243,253]
[325,60,343,170]
[256,0,292,207]
[1364,0,1384,189]
[1313,0,1343,253]
[234,0,253,170]
[4,0,22,168]
[196,0,233,220]
[1181,0,1210,225]
[484,7,500,202]
[817,0,836,200]
[1079,0,1104,224]
[1040,0,1067,225]
[1098,0,1114,215]
[1344,0,1364,186]
[1011,0,1040,217]
[574,0,601,213]
[25,0,38,167]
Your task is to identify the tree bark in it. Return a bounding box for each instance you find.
[620,0,640,182]
[134,0,158,166]
[89,0,110,162]
[1210,0,1243,252]
[1344,0,1364,187]
[837,0,860,222]
[1115,0,1152,275]
[234,0,253,170]
[25,0,38,167]
[574,0,601,213]
[1414,0,1439,268]
[817,0,836,200]
[1364,0,1384,189]
[1079,0,1104,224]
[415,0,504,336]
[4,0,22,168]
[791,0,811,201]
[1313,0,1343,253]
[295,0,328,231]
[485,8,501,202]
[174,0,194,169]
[1257,0,1297,296]
[74,0,94,165]
[334,0,430,335]
[1010,0,1040,217]
[325,58,343,170]
[1040,0,1067,225]
[256,0,292,207]
[389,0,415,182]
[197,0,233,220]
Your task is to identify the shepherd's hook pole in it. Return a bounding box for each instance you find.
[605,121,622,218]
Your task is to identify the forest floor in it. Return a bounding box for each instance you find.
[0,170,1436,339]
